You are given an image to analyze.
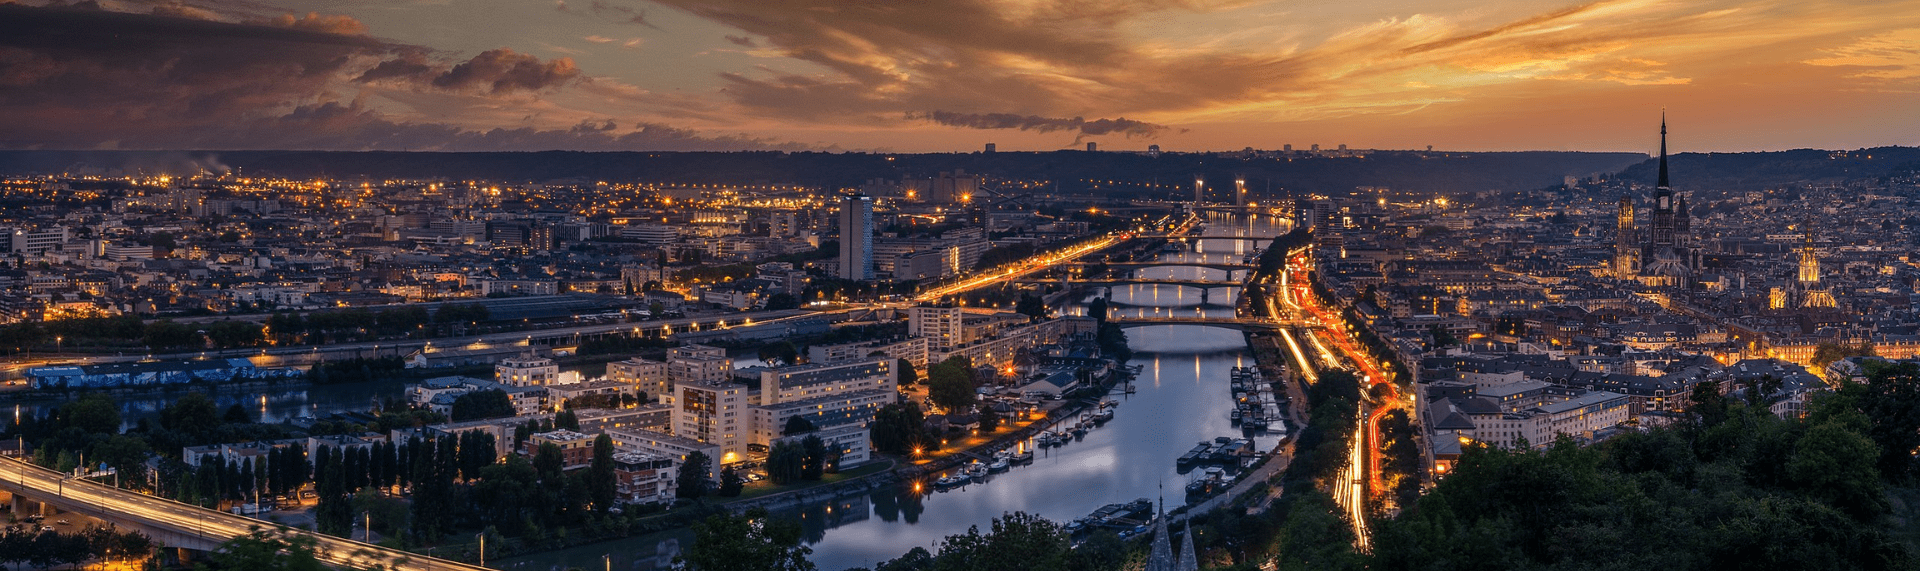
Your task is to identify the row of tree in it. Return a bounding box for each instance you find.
[0,527,154,570]
[677,509,1128,571]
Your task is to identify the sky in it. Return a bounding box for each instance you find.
[1,0,1917,153]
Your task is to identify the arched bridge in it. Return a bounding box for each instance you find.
[1141,235,1275,242]
[1071,261,1254,272]
[1106,316,1292,331]
[1014,278,1245,289]
[0,457,484,570]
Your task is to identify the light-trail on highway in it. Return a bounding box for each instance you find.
[2,457,481,571]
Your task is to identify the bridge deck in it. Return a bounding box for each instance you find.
[1,458,482,571]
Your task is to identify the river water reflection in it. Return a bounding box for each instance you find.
[505,212,1288,571]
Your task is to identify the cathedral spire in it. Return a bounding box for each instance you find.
[1657,112,1670,190]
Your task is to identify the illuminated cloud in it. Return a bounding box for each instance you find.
[1805,29,1920,82]
[0,3,800,150]
[3,0,1919,151]
[907,111,1169,138]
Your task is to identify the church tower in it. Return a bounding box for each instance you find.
[1615,193,1636,277]
[1648,116,1677,249]
[1797,226,1837,308]
[1798,229,1820,284]
[1638,114,1695,288]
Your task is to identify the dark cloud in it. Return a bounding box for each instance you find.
[431,49,581,93]
[0,4,802,151]
[725,35,756,47]
[648,0,1271,128]
[907,111,1168,137]
[555,0,657,28]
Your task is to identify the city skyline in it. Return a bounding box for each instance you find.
[3,0,1918,153]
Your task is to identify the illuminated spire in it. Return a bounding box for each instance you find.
[1657,112,1670,190]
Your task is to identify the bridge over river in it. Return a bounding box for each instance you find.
[1,457,483,570]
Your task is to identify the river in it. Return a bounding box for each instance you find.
[502,211,1288,571]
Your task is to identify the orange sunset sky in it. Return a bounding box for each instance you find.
[2,0,1916,152]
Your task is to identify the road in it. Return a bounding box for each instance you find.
[1282,251,1396,497]
[915,213,1204,302]
[2,457,482,570]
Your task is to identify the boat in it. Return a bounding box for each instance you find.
[988,458,1010,473]
[935,473,969,488]
[965,462,989,478]
[1185,479,1212,496]
[1013,449,1034,463]
[1229,410,1242,424]
[1176,442,1211,469]
[1124,383,1137,394]
[1071,423,1088,437]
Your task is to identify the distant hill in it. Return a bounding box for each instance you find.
[0,149,1645,197]
[1617,147,1920,192]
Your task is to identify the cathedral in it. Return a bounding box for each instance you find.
[1771,227,1838,309]
[1615,117,1701,287]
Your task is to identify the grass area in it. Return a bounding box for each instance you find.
[726,459,897,501]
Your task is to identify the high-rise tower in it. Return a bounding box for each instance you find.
[838,193,874,280]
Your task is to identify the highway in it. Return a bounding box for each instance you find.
[914,231,1130,301]
[914,213,1209,302]
[2,457,481,570]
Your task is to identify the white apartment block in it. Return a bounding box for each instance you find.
[909,306,965,351]
[496,353,559,387]
[607,357,669,400]
[672,381,749,462]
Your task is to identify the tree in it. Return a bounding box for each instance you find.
[555,409,581,431]
[450,389,517,421]
[800,435,827,480]
[60,393,122,435]
[926,362,977,413]
[679,507,816,571]
[760,340,800,366]
[767,441,805,485]
[765,293,801,310]
[1427,325,1459,349]
[1095,322,1132,363]
[719,466,745,497]
[1812,342,1876,369]
[1086,296,1109,322]
[676,451,712,499]
[588,435,617,512]
[871,401,934,455]
[897,358,920,387]
[783,415,816,436]
[1788,420,1886,519]
[313,447,354,537]
[223,403,253,424]
[150,232,176,252]
[210,527,330,571]
[533,442,565,483]
[1014,293,1047,320]
[928,511,1070,570]
[977,403,1001,433]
